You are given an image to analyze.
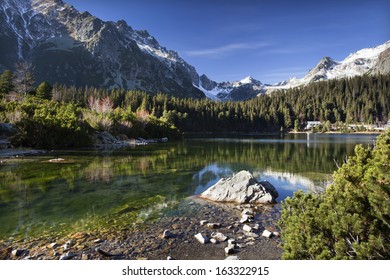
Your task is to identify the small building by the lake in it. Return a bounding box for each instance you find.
[305,121,322,130]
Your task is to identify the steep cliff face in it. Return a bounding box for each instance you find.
[0,0,204,98]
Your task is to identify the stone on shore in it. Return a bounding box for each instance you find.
[59,252,75,260]
[243,225,252,232]
[161,230,172,239]
[225,245,235,254]
[11,249,26,257]
[206,223,221,229]
[262,230,273,238]
[211,232,228,242]
[194,233,209,244]
[200,171,278,204]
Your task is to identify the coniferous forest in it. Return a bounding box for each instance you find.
[0,70,389,148]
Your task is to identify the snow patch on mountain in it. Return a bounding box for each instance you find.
[269,40,390,91]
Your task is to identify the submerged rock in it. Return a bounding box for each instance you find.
[200,171,278,204]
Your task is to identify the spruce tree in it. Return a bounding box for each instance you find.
[0,70,15,94]
[36,81,53,100]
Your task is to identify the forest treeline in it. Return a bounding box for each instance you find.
[1,68,389,148]
[50,73,390,133]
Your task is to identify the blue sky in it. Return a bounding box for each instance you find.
[65,0,389,84]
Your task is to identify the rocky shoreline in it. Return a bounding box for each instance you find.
[0,197,283,260]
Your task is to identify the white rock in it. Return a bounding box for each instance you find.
[244,232,259,238]
[49,243,58,249]
[252,224,260,230]
[200,171,278,204]
[273,231,280,237]
[210,238,218,244]
[243,225,252,232]
[206,223,221,229]
[200,220,208,226]
[11,249,25,257]
[225,247,235,254]
[59,252,75,260]
[262,230,273,238]
[239,215,250,224]
[211,232,228,242]
[227,239,236,245]
[194,233,209,244]
[161,230,172,239]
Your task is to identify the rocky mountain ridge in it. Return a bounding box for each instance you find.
[0,0,389,100]
[0,0,204,98]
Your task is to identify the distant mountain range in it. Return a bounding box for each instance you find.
[198,41,390,100]
[1,0,389,100]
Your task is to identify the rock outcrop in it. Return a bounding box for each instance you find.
[200,170,278,204]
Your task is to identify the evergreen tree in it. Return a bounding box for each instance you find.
[0,70,15,95]
[279,130,390,259]
[36,81,53,100]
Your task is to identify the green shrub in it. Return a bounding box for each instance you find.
[12,100,92,149]
[279,130,390,259]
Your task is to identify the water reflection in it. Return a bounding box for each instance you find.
[192,164,329,201]
[0,133,378,239]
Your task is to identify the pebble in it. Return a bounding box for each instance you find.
[225,246,235,254]
[11,249,25,257]
[243,225,252,232]
[200,220,208,226]
[239,215,250,224]
[93,239,104,244]
[49,243,59,249]
[246,241,255,246]
[210,238,218,244]
[272,231,280,237]
[211,232,228,242]
[194,233,209,244]
[206,223,221,229]
[161,230,172,239]
[252,224,260,230]
[244,232,259,238]
[262,230,273,238]
[59,252,75,260]
[227,239,236,246]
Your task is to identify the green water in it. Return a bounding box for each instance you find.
[0,133,378,239]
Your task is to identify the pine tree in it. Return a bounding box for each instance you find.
[36,81,53,100]
[279,130,390,259]
[0,70,15,95]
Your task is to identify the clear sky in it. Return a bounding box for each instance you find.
[65,0,389,84]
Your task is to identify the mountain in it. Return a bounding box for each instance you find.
[0,0,204,98]
[195,75,266,101]
[270,40,390,91]
[0,0,388,101]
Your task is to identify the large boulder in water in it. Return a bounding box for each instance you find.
[200,170,278,204]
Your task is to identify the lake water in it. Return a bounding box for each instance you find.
[0,133,378,239]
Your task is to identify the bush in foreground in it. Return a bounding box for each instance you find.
[279,130,390,259]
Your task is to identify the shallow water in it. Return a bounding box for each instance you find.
[0,133,378,239]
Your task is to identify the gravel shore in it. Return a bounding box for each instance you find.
[0,197,283,260]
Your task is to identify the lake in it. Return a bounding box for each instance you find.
[0,133,379,240]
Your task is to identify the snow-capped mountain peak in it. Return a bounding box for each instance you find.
[267,40,390,91]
